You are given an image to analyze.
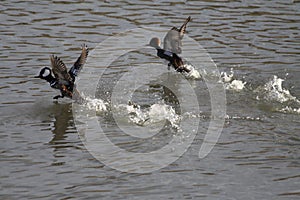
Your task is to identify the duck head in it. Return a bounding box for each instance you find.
[35,67,52,80]
[148,37,161,49]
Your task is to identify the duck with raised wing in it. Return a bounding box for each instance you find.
[149,37,190,73]
[35,44,88,102]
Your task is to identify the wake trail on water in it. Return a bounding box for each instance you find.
[77,69,299,135]
[255,75,300,114]
[79,95,182,129]
[219,68,300,115]
[114,102,181,129]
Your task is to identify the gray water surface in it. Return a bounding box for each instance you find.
[1,0,300,199]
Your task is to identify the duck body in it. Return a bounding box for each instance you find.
[156,49,190,73]
[149,38,190,73]
[35,44,88,102]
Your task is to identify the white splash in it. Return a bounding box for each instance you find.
[125,102,148,125]
[262,75,299,103]
[225,114,262,121]
[148,103,181,129]
[117,102,181,128]
[221,68,246,91]
[84,97,108,112]
[226,80,246,91]
[278,106,300,114]
[221,68,234,83]
[183,64,201,79]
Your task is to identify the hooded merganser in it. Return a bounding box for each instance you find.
[35,44,89,102]
[149,37,190,73]
[163,16,191,54]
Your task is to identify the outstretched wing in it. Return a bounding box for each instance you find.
[171,27,180,32]
[164,29,181,53]
[164,16,191,54]
[50,55,73,87]
[69,44,89,80]
[178,16,191,39]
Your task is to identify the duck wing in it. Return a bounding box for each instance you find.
[50,55,73,87]
[163,29,181,53]
[69,44,89,80]
[177,16,191,39]
[163,17,191,53]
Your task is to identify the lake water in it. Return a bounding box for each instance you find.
[1,0,300,199]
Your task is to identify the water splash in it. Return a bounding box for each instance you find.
[116,102,181,129]
[221,68,234,83]
[259,75,299,103]
[225,114,263,121]
[254,75,300,114]
[183,64,201,80]
[83,97,108,112]
[148,103,181,129]
[126,102,149,125]
[278,106,300,114]
[225,80,246,91]
[220,68,246,91]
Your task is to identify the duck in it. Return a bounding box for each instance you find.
[35,44,88,102]
[149,37,190,73]
[163,16,191,54]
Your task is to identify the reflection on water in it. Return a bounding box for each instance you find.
[1,0,300,199]
[49,103,73,145]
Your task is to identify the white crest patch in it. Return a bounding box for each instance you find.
[42,68,51,77]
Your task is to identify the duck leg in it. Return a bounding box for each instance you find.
[168,62,172,70]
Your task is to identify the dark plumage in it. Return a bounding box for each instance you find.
[35,44,89,102]
[149,37,190,73]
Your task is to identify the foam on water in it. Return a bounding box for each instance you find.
[78,73,299,126]
[183,64,201,80]
[221,69,234,83]
[83,97,108,112]
[116,102,181,129]
[254,75,300,114]
[220,69,246,91]
[148,103,181,129]
[225,80,246,91]
[278,106,300,114]
[125,102,149,125]
[259,75,299,103]
[225,114,263,121]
